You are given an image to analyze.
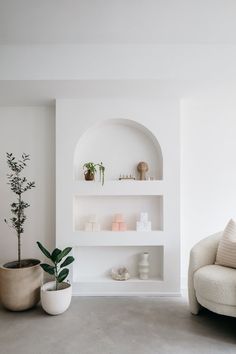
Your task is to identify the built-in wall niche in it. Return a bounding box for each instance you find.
[73,246,163,282]
[73,119,163,181]
[73,195,163,231]
[57,100,180,295]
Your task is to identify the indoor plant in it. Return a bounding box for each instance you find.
[83,162,105,185]
[0,152,42,311]
[37,241,75,315]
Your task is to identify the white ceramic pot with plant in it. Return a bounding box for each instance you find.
[37,242,75,315]
[0,153,42,311]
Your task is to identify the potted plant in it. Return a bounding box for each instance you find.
[83,162,105,185]
[0,153,42,311]
[37,242,75,315]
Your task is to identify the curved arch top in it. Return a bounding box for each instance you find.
[74,118,163,181]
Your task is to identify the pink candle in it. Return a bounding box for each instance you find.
[112,222,119,231]
[114,214,124,223]
[119,222,127,231]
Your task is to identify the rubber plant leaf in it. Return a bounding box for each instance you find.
[37,241,51,260]
[57,268,69,283]
[40,263,55,275]
[56,247,72,263]
[60,256,75,268]
[51,248,62,263]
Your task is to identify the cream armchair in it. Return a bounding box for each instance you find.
[188,232,236,317]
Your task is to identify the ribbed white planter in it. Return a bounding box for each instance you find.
[40,281,72,315]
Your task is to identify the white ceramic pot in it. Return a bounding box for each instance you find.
[40,281,72,315]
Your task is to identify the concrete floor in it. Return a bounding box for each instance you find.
[0,296,236,354]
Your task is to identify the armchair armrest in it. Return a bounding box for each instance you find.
[188,232,222,314]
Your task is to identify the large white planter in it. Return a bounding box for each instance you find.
[40,281,72,315]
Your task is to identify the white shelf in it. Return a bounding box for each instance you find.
[71,231,165,246]
[75,276,163,283]
[73,180,164,196]
[71,278,175,296]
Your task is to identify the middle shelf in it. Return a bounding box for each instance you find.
[70,231,165,247]
[73,195,163,232]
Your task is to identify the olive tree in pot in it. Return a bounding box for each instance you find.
[0,153,42,311]
[37,242,75,315]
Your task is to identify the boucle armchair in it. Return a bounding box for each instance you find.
[188,232,236,317]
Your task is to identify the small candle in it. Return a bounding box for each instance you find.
[119,222,127,231]
[92,222,101,232]
[112,222,119,231]
[85,222,93,231]
[114,214,124,223]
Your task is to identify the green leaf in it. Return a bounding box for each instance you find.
[57,268,69,283]
[40,263,55,275]
[51,248,62,263]
[56,247,72,263]
[60,256,75,268]
[37,242,51,260]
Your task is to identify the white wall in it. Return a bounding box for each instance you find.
[1,45,236,80]
[1,99,235,290]
[181,99,236,285]
[0,106,55,264]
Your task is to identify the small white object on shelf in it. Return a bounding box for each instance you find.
[111,267,130,281]
[92,222,101,232]
[89,214,97,223]
[85,222,93,231]
[136,212,152,232]
[140,212,148,223]
[138,252,150,280]
[136,221,152,232]
[85,215,101,231]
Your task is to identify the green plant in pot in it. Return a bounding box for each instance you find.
[37,242,75,315]
[0,153,42,311]
[83,162,105,185]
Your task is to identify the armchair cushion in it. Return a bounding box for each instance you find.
[194,264,236,307]
[215,219,236,269]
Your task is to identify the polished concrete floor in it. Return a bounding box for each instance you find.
[0,296,236,354]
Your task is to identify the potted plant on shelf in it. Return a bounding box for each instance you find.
[0,153,42,311]
[83,162,105,185]
[37,242,75,315]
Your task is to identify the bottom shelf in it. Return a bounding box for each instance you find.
[71,279,165,296]
[71,245,166,295]
[73,245,164,282]
[71,278,182,296]
[76,276,163,283]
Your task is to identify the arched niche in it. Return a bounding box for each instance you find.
[73,118,163,181]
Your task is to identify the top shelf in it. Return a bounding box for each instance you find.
[73,180,164,196]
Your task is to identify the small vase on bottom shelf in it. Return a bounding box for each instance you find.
[138,252,150,280]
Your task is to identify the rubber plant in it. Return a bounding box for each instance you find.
[83,162,105,185]
[4,153,35,268]
[37,242,75,290]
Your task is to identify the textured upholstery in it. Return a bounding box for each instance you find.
[188,232,222,315]
[189,232,236,317]
[194,265,236,306]
[215,219,236,268]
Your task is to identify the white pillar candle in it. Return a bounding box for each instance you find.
[85,222,93,231]
[92,223,101,232]
[89,214,97,223]
[140,212,148,223]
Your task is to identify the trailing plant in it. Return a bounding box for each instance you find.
[83,162,105,185]
[37,242,75,290]
[4,153,35,267]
